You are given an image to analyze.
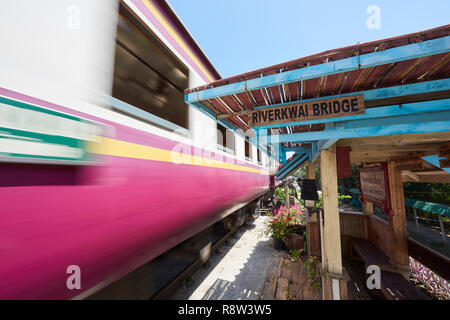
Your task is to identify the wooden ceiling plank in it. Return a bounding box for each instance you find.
[374,62,397,88]
[351,67,375,91]
[418,53,450,80]
[397,56,428,83]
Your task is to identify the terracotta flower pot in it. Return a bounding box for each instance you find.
[282,233,305,251]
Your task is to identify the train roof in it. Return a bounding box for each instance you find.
[154,0,221,81]
[127,0,221,83]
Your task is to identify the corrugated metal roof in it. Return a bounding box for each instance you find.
[185,25,450,139]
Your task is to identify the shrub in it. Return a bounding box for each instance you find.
[409,256,450,300]
[264,204,306,239]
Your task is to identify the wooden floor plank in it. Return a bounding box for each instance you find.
[381,271,430,300]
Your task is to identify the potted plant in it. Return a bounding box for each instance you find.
[264,204,307,251]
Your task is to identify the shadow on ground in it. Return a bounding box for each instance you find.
[170,217,284,300]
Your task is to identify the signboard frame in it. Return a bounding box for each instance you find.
[358,163,393,215]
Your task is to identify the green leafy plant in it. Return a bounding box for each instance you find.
[274,186,296,203]
[338,194,352,204]
[263,204,306,240]
[315,193,352,208]
[289,249,304,262]
[303,255,328,297]
[282,282,294,300]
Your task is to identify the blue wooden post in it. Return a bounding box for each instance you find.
[280,145,287,164]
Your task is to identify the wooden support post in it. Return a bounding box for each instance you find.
[363,201,374,215]
[305,162,317,221]
[438,215,447,244]
[362,201,373,240]
[387,161,410,276]
[361,162,373,239]
[306,220,321,257]
[320,145,344,299]
[306,163,315,179]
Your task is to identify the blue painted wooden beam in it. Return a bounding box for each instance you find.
[317,139,339,151]
[260,120,450,144]
[276,153,303,176]
[252,128,270,152]
[310,142,320,162]
[284,146,312,158]
[277,154,309,180]
[281,153,306,172]
[422,155,450,174]
[258,99,450,144]
[256,78,450,111]
[256,101,450,130]
[186,37,450,103]
[276,154,300,177]
[284,147,304,152]
[253,79,450,129]
[340,110,450,130]
[280,145,287,164]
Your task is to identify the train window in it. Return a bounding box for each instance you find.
[245,137,252,161]
[111,12,189,130]
[257,148,262,164]
[217,123,235,154]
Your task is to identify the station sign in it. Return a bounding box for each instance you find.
[358,163,393,215]
[248,95,365,127]
[0,96,102,165]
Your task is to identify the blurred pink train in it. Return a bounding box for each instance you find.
[0,0,275,299]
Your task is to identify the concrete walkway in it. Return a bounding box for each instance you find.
[170,216,285,300]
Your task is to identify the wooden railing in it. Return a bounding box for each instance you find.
[405,198,449,244]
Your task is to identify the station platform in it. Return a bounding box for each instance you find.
[170,216,285,300]
[169,216,368,300]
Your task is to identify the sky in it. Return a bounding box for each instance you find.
[168,0,450,79]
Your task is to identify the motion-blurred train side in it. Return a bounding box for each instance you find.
[0,0,276,299]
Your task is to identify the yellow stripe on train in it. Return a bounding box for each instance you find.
[87,137,268,174]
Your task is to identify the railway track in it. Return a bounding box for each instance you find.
[152,224,240,300]
[87,199,268,300]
